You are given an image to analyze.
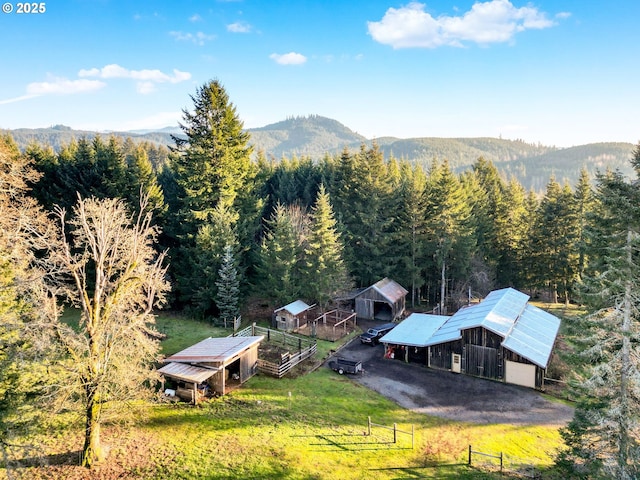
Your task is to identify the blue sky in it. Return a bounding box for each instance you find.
[0,0,637,147]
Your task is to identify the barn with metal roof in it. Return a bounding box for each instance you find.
[379,287,561,389]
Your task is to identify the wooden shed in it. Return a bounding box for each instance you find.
[273,300,315,332]
[158,335,263,403]
[379,288,561,390]
[354,278,408,321]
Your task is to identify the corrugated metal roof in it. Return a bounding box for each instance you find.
[158,362,219,383]
[379,313,449,347]
[405,288,560,368]
[164,336,263,364]
[369,278,409,303]
[275,300,313,316]
[502,304,561,368]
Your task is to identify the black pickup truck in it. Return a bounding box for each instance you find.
[359,322,397,345]
[328,357,362,375]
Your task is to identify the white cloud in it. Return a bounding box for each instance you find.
[189,14,202,22]
[169,30,216,46]
[269,52,307,65]
[26,77,106,95]
[79,64,191,84]
[227,22,252,33]
[78,64,191,94]
[367,0,558,49]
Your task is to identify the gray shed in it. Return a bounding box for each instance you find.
[159,335,263,403]
[273,300,315,331]
[354,278,408,321]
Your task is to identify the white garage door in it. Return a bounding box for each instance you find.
[505,360,536,389]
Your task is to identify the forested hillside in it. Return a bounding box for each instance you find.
[4,115,634,192]
[3,80,640,476]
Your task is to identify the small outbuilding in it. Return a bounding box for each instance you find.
[380,287,561,390]
[158,335,263,403]
[353,278,408,321]
[273,300,315,331]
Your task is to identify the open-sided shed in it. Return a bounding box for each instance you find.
[158,335,263,403]
[273,300,315,331]
[353,278,408,321]
[380,287,561,389]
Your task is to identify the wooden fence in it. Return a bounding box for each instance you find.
[232,324,317,378]
[468,445,541,478]
[367,416,414,448]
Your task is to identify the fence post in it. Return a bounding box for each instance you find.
[412,424,414,449]
[500,451,503,472]
[393,423,397,444]
[468,445,472,465]
[368,416,371,436]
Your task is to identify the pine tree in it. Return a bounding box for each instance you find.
[169,80,252,311]
[303,184,350,307]
[530,177,579,303]
[332,143,392,286]
[257,202,303,305]
[215,245,240,327]
[558,168,640,479]
[171,79,252,217]
[394,162,429,307]
[424,159,475,311]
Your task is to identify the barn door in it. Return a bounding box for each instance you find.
[451,353,461,373]
[465,345,498,379]
[505,360,536,388]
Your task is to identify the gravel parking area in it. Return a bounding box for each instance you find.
[330,336,574,426]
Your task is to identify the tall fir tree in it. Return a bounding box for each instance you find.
[331,143,393,287]
[530,177,579,303]
[424,159,475,311]
[303,184,350,307]
[215,245,240,327]
[169,80,252,312]
[257,203,303,305]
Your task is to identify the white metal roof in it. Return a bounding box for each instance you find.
[379,313,450,347]
[501,304,561,368]
[164,336,263,364]
[158,362,219,383]
[275,300,313,316]
[400,288,561,368]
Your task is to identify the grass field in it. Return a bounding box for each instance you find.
[2,310,573,479]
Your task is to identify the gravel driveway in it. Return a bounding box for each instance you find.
[330,337,574,426]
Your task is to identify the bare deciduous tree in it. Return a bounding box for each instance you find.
[0,134,54,474]
[45,194,169,468]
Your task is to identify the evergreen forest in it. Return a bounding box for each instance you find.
[15,83,624,317]
[3,79,640,477]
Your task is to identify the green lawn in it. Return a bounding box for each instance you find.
[6,310,570,479]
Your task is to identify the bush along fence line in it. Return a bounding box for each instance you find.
[468,445,541,479]
[232,323,317,378]
[367,416,414,449]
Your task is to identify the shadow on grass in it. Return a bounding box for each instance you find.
[293,433,412,452]
[11,450,81,468]
[367,463,501,479]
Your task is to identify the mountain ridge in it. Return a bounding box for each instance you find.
[2,115,635,191]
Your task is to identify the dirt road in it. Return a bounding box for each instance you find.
[330,337,574,426]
